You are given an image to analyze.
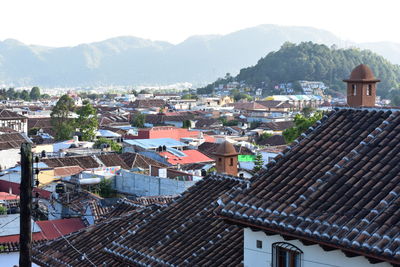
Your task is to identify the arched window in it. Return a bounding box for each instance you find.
[230,158,234,166]
[272,242,303,267]
[351,84,357,96]
[367,84,372,96]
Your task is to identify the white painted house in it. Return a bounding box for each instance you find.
[244,228,390,267]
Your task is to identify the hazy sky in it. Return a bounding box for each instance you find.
[1,0,399,47]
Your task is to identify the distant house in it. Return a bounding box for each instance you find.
[0,215,85,267]
[0,132,32,170]
[158,149,214,166]
[0,109,28,133]
[123,138,188,152]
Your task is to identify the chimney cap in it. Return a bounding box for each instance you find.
[343,64,380,83]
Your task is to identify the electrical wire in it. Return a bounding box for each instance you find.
[50,221,97,267]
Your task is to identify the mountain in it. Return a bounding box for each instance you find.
[204,42,400,98]
[0,25,399,87]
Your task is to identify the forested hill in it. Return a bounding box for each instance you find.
[223,42,400,98]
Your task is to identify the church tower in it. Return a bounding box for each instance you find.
[214,141,239,176]
[343,64,380,107]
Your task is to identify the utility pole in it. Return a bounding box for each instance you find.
[20,143,32,267]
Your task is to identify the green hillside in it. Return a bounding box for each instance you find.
[201,42,400,98]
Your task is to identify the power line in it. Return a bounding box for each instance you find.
[50,221,96,267]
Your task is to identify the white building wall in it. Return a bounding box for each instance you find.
[0,149,20,170]
[0,252,39,267]
[114,170,196,196]
[244,228,391,267]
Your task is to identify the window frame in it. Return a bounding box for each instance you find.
[351,84,357,96]
[272,242,303,267]
[367,84,372,96]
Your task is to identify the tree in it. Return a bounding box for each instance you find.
[98,179,116,198]
[6,88,15,99]
[29,87,41,100]
[182,94,198,100]
[139,89,150,94]
[0,205,6,215]
[131,89,138,96]
[20,90,30,101]
[283,111,323,143]
[94,138,122,153]
[182,120,191,128]
[131,113,146,128]
[259,132,273,140]
[301,106,315,118]
[253,152,264,172]
[51,95,76,140]
[76,103,98,141]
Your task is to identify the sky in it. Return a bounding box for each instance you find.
[1,0,399,47]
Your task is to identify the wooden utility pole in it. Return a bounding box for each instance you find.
[20,143,32,267]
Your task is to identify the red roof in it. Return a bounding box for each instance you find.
[0,180,51,200]
[36,218,86,240]
[0,192,19,201]
[0,232,46,243]
[127,126,215,142]
[159,150,214,165]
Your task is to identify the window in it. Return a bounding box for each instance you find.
[230,158,234,166]
[351,84,357,96]
[367,84,372,96]
[256,240,263,249]
[219,158,222,162]
[272,242,302,267]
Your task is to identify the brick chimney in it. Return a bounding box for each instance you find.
[213,141,239,176]
[343,64,380,107]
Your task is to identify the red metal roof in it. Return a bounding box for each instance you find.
[0,180,51,200]
[159,150,214,165]
[36,218,86,240]
[0,192,19,201]
[0,232,46,243]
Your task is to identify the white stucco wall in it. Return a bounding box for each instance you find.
[0,149,20,170]
[244,228,391,267]
[0,252,39,267]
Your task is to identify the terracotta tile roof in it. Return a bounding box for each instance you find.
[0,233,46,253]
[58,190,103,214]
[199,141,254,159]
[98,196,176,222]
[42,155,100,169]
[232,101,268,111]
[257,134,286,146]
[256,100,294,109]
[0,132,30,151]
[97,154,130,169]
[144,113,194,125]
[33,174,247,266]
[0,109,27,119]
[36,218,86,240]
[53,166,84,177]
[119,152,168,169]
[33,206,163,266]
[0,127,17,133]
[104,174,246,266]
[262,120,294,131]
[128,99,166,109]
[195,118,221,128]
[159,149,214,165]
[28,117,56,136]
[217,108,400,265]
